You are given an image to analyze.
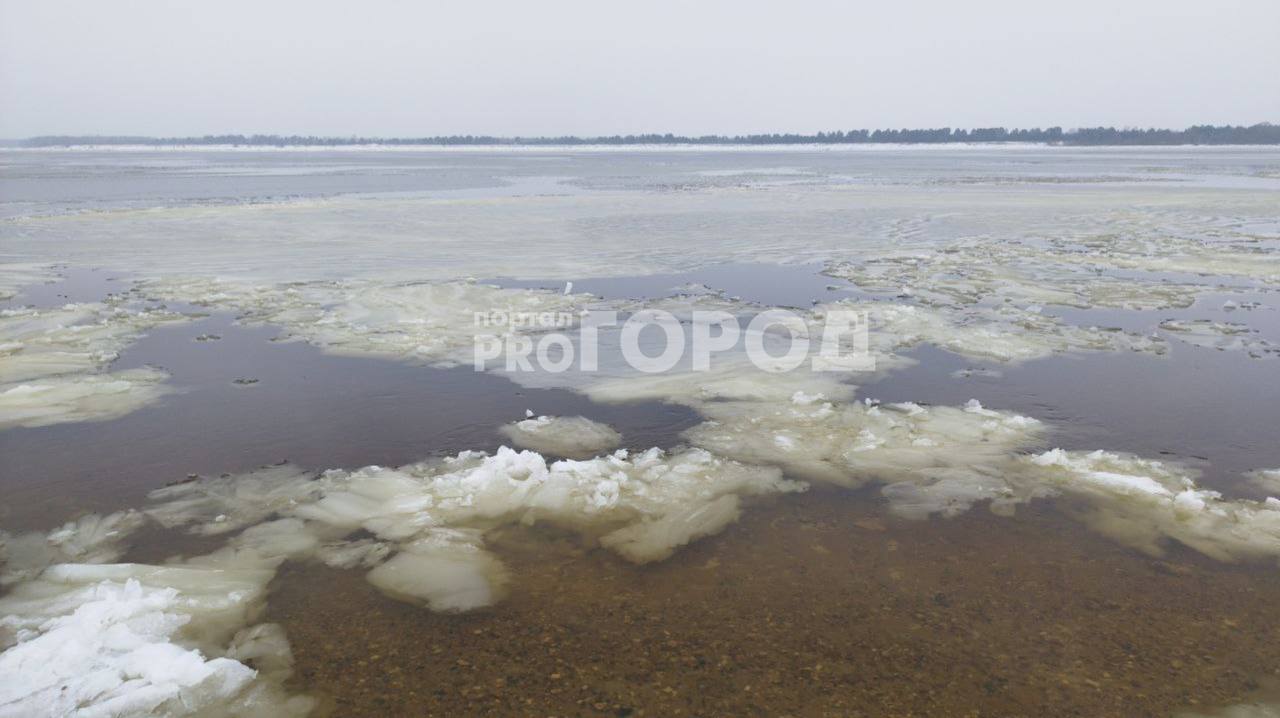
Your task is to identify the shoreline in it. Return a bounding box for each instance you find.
[8,142,1280,153]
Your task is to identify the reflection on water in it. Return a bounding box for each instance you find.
[864,343,1280,498]
[3,147,1280,716]
[0,308,699,531]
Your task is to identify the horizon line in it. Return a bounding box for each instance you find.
[6,122,1279,147]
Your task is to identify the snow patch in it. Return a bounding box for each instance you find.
[0,562,312,717]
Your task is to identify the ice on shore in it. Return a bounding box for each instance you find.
[0,562,312,717]
[55,445,783,616]
[315,538,391,570]
[0,511,324,715]
[498,414,622,458]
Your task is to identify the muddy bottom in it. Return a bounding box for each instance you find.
[5,267,1280,717]
[265,487,1280,717]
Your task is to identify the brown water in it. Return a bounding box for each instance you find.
[4,268,1280,716]
[123,489,1280,717]
[0,313,699,530]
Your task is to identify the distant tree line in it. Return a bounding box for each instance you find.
[22,124,1280,147]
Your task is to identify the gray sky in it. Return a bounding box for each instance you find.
[2,0,1277,138]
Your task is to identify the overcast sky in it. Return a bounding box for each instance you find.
[2,0,1277,138]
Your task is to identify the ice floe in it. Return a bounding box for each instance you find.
[3,172,1280,716]
[687,393,1043,487]
[0,437,793,714]
[498,414,622,458]
[0,367,174,430]
[0,509,330,715]
[0,561,312,717]
[0,511,146,586]
[137,445,802,607]
[882,448,1280,566]
[0,303,184,384]
[365,530,509,612]
[145,465,321,536]
[824,238,1208,311]
[137,277,592,367]
[824,220,1280,364]
[1159,319,1277,357]
[0,263,58,301]
[839,301,1168,363]
[1023,450,1280,563]
[1246,469,1280,497]
[0,302,187,429]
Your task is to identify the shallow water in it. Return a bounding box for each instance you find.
[2,146,1280,716]
[266,490,1280,717]
[1,277,699,530]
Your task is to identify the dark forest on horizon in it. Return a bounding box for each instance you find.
[17,123,1280,147]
